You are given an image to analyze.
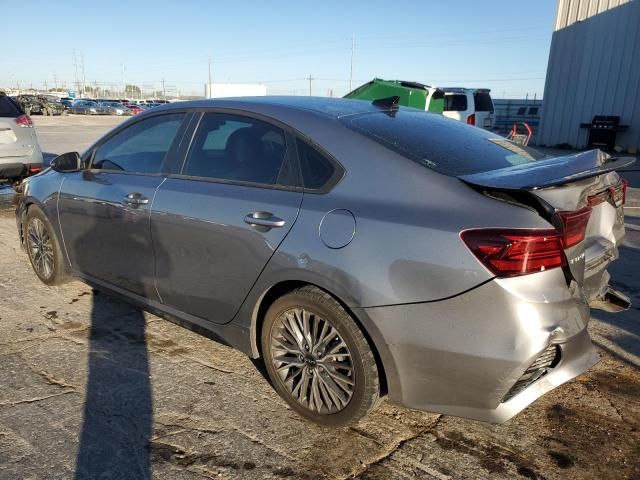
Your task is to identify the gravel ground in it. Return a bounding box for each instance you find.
[0,117,638,479]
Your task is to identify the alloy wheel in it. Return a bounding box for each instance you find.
[27,218,54,280]
[270,307,355,414]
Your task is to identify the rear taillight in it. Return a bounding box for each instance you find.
[557,207,591,248]
[587,179,628,208]
[466,113,476,125]
[613,179,627,206]
[15,114,33,127]
[460,229,566,277]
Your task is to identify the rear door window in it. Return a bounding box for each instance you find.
[0,95,21,117]
[473,92,494,112]
[443,94,467,112]
[341,109,546,176]
[182,112,289,186]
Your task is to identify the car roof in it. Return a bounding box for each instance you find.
[440,87,491,94]
[149,96,392,121]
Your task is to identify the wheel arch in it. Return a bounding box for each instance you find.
[250,279,389,396]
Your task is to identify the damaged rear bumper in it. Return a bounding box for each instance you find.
[353,268,602,423]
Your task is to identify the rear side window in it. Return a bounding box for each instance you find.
[296,139,337,190]
[0,95,21,117]
[443,94,467,112]
[341,109,546,176]
[473,92,494,112]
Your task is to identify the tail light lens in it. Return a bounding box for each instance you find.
[466,113,476,125]
[15,114,33,127]
[461,229,566,277]
[587,179,628,208]
[557,207,591,248]
[613,179,627,206]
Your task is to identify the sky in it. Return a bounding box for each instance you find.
[2,0,558,99]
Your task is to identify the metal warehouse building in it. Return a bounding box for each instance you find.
[538,0,640,151]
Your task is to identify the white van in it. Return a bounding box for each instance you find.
[441,88,495,130]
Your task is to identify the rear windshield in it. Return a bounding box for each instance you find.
[0,95,21,117]
[474,92,494,112]
[443,94,467,112]
[340,109,546,176]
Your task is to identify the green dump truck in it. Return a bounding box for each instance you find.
[344,78,445,114]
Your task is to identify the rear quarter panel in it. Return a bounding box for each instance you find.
[235,120,553,340]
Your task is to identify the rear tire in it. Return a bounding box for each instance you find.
[261,286,380,426]
[24,207,69,286]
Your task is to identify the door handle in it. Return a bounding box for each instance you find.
[244,212,286,228]
[123,193,149,206]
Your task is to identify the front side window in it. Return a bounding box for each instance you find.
[92,113,184,173]
[443,94,467,112]
[183,113,288,185]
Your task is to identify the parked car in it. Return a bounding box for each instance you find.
[98,101,131,116]
[126,104,144,115]
[15,97,633,427]
[60,98,75,111]
[14,95,42,116]
[0,92,43,181]
[442,87,495,129]
[40,95,66,116]
[70,100,99,115]
[345,78,445,114]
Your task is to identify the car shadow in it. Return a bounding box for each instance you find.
[74,295,152,479]
[72,183,168,479]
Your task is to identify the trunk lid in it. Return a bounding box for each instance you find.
[459,149,635,304]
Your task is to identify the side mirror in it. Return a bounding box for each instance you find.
[51,152,82,173]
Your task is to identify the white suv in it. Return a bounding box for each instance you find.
[0,93,43,181]
[441,88,495,130]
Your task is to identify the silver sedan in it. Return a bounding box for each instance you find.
[70,100,99,115]
[15,97,633,426]
[98,101,131,116]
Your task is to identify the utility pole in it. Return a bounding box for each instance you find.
[308,74,313,96]
[80,52,86,97]
[208,55,212,98]
[162,78,166,100]
[53,73,58,91]
[349,33,355,92]
[73,49,80,95]
[121,63,126,98]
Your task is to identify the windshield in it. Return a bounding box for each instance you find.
[340,109,547,176]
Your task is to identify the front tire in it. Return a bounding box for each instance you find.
[25,207,68,285]
[262,286,380,426]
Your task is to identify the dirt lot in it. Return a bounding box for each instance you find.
[0,116,639,479]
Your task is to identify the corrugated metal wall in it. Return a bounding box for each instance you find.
[538,0,640,150]
[554,0,631,30]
